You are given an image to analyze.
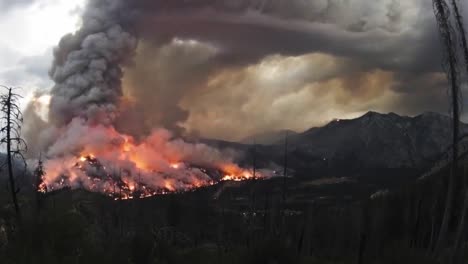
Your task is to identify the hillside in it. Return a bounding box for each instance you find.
[209,111,466,174]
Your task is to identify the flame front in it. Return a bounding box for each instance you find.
[42,126,265,199]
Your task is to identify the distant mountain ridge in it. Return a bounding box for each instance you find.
[282,111,467,169]
[225,111,467,171]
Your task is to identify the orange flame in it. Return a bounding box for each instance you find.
[41,128,267,200]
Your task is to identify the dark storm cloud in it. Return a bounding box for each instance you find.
[113,0,450,139]
[43,0,462,141]
[127,0,434,72]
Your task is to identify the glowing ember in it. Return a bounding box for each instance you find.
[38,181,48,193]
[170,163,182,169]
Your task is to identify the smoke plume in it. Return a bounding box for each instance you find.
[23,0,455,194]
[32,0,280,195]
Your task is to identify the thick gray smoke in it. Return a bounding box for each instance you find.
[44,0,430,141]
[49,0,136,127]
[25,0,448,148]
[32,0,286,192]
[21,0,451,192]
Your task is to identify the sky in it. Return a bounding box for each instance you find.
[1,0,467,141]
[0,0,85,99]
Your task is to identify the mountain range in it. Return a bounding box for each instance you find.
[207,111,466,174]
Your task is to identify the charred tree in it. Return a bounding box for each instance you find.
[0,86,27,221]
[450,0,468,261]
[432,0,462,256]
[250,139,257,209]
[280,132,289,234]
[282,131,289,204]
[252,139,257,179]
[34,156,46,211]
[357,202,369,264]
[451,0,468,72]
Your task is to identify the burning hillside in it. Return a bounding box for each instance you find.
[39,125,267,199]
[23,0,276,198]
[42,154,263,200]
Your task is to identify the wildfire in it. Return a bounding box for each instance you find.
[41,129,268,200]
[38,181,48,193]
[221,172,255,182]
[170,163,182,169]
[37,0,274,202]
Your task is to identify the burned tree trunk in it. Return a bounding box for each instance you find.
[34,157,46,212]
[357,202,369,264]
[450,0,468,261]
[282,132,288,204]
[0,87,27,221]
[432,0,461,256]
[6,89,18,216]
[451,0,468,71]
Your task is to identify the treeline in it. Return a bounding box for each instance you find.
[0,166,464,264]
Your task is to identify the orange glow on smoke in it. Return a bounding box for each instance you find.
[164,180,176,192]
[170,163,181,169]
[41,127,266,200]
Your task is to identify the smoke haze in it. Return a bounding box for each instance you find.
[27,0,458,146]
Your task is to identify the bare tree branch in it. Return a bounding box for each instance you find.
[0,86,27,222]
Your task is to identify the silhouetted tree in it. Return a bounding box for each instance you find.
[0,86,27,220]
[432,0,461,256]
[34,156,46,211]
[282,132,288,204]
[451,0,468,72]
[449,1,468,261]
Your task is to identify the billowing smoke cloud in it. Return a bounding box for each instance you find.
[31,0,282,195]
[22,93,51,157]
[107,0,449,140]
[26,0,458,158]
[48,0,137,126]
[119,39,221,136]
[181,59,402,140]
